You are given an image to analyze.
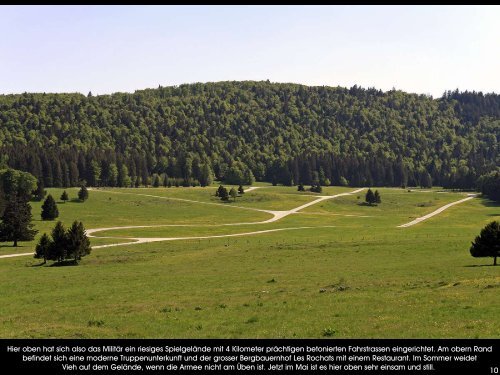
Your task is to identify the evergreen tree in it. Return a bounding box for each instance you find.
[216,185,225,197]
[477,171,500,202]
[66,221,91,262]
[0,195,38,246]
[107,163,118,187]
[297,184,305,191]
[78,185,89,201]
[374,190,381,204]
[60,190,69,203]
[238,185,245,194]
[153,174,161,187]
[470,221,500,266]
[243,168,255,185]
[33,180,47,202]
[229,187,237,201]
[89,161,101,187]
[48,221,67,262]
[41,194,59,220]
[310,184,322,193]
[118,164,131,187]
[163,174,168,187]
[365,188,376,205]
[339,176,349,187]
[34,233,52,264]
[420,171,433,188]
[200,164,214,187]
[220,186,229,201]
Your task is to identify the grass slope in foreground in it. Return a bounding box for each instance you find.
[0,186,498,338]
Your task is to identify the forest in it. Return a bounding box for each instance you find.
[0,81,498,189]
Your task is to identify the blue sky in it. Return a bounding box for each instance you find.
[1,5,499,97]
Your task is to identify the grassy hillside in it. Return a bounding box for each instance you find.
[1,82,498,189]
[0,185,498,338]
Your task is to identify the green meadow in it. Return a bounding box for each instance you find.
[0,184,498,338]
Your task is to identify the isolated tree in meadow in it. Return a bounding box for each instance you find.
[374,190,381,204]
[365,188,376,205]
[78,185,89,202]
[298,184,305,191]
[216,185,225,197]
[220,186,229,201]
[310,184,322,193]
[34,233,52,264]
[470,221,500,266]
[238,185,245,194]
[229,187,237,201]
[0,195,38,247]
[41,194,59,220]
[60,190,69,203]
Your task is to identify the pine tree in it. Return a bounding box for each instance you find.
[365,188,376,205]
[163,174,168,187]
[470,221,500,266]
[60,190,69,203]
[108,163,118,187]
[78,185,89,201]
[33,180,47,202]
[200,164,214,187]
[220,186,229,201]
[374,190,381,204]
[48,221,67,262]
[66,221,91,262]
[229,187,237,201]
[216,185,225,197]
[0,195,38,246]
[41,194,59,220]
[298,184,305,191]
[153,174,161,187]
[34,233,53,264]
[238,185,245,194]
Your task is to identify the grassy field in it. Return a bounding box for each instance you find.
[0,184,498,338]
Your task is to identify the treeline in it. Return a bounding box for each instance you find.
[0,81,498,188]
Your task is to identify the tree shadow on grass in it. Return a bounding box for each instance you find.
[357,202,376,207]
[70,198,84,203]
[479,197,500,208]
[29,262,46,267]
[463,264,498,268]
[49,260,80,267]
[0,244,15,248]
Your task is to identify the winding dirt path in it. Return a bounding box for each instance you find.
[397,194,478,228]
[0,187,364,259]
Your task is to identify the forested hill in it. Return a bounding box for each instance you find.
[0,81,498,189]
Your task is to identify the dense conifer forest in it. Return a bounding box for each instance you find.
[0,81,498,188]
